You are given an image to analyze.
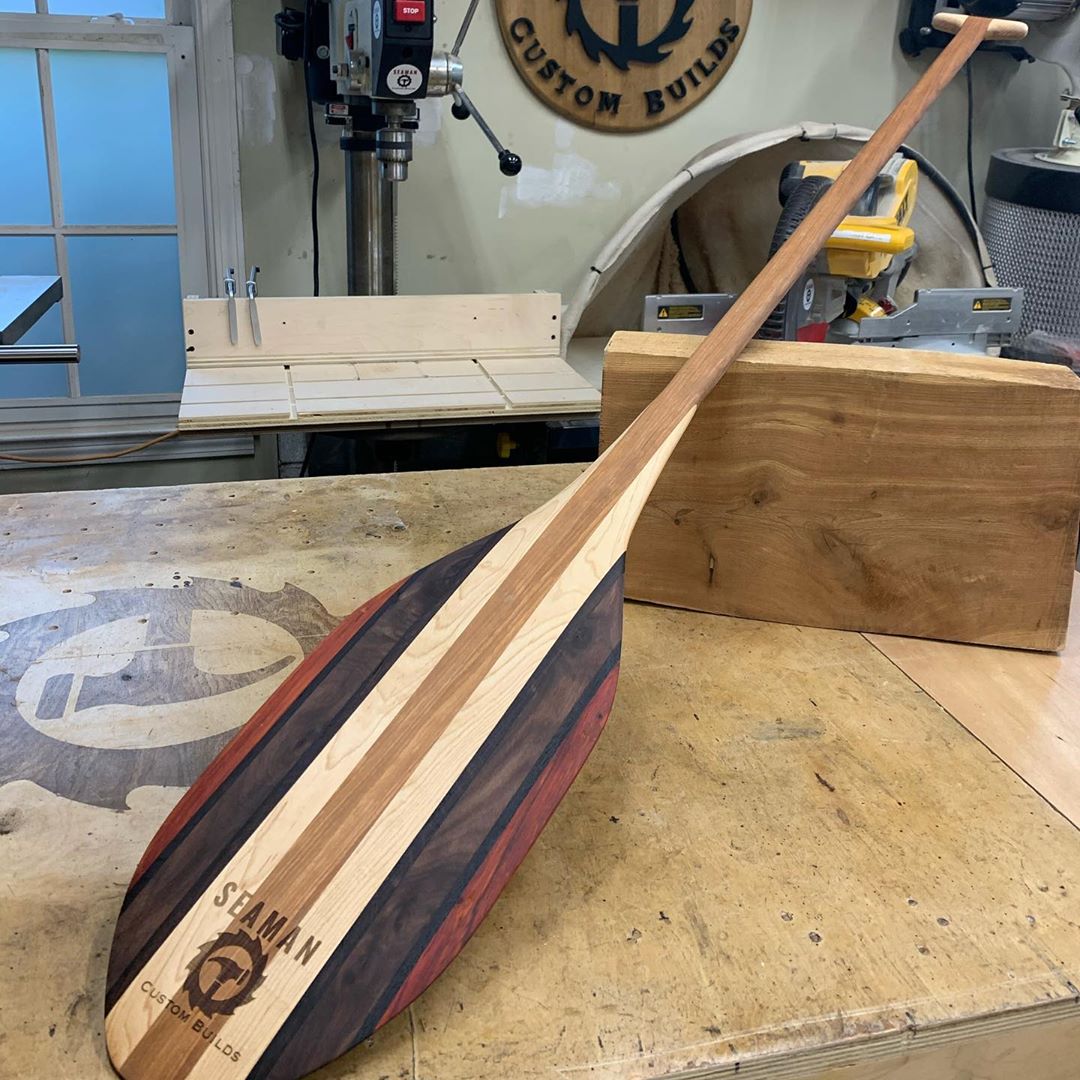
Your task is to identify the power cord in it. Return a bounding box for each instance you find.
[0,430,179,464]
[303,0,321,296]
[966,58,978,225]
[669,209,701,295]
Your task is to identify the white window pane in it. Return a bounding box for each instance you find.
[0,236,69,399]
[0,50,52,225]
[48,1,165,15]
[51,50,177,225]
[67,235,184,396]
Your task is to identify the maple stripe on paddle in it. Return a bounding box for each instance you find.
[129,578,408,888]
[248,568,623,1079]
[107,528,509,1010]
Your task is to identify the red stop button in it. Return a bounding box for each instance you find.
[394,0,425,21]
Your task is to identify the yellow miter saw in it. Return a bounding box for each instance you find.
[645,154,1023,353]
[760,155,918,340]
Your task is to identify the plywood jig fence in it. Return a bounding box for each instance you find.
[179,293,599,430]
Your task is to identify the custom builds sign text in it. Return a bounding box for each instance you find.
[496,0,752,131]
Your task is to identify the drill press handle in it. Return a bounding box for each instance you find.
[444,0,523,177]
[450,90,523,176]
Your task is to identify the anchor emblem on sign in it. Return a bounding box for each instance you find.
[563,0,696,71]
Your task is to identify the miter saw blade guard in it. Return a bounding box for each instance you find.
[756,156,919,343]
[757,174,836,342]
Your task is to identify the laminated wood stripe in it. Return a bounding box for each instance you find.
[247,564,624,1079]
[128,579,406,887]
[106,528,509,1010]
[374,665,621,1033]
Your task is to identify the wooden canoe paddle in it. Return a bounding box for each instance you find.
[105,13,1027,1080]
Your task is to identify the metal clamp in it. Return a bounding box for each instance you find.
[224,268,238,346]
[245,266,262,346]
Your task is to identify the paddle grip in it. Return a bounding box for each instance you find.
[932,12,1029,41]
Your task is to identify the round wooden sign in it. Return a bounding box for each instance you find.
[495,0,752,132]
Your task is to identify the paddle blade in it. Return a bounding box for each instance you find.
[104,522,624,1080]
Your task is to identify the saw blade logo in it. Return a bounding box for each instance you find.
[564,0,694,71]
[497,0,751,131]
[184,930,268,1019]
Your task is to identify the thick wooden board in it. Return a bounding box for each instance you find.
[178,294,598,431]
[3,468,1080,1080]
[867,572,1080,829]
[600,332,1080,651]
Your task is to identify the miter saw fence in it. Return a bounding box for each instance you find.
[644,155,1024,354]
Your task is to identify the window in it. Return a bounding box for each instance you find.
[0,3,243,446]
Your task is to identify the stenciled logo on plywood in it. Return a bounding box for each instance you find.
[0,578,337,809]
[496,0,752,131]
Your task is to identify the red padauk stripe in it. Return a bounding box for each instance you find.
[130,578,406,885]
[376,663,621,1026]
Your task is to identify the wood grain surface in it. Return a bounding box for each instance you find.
[3,467,1080,1080]
[868,573,1080,830]
[600,333,1080,651]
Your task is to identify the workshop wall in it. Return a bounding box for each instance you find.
[232,0,1064,303]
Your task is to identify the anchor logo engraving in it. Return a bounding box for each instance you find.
[496,0,750,131]
[563,0,696,71]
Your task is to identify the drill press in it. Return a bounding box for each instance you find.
[276,0,522,296]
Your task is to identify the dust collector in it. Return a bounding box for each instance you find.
[966,1,1080,346]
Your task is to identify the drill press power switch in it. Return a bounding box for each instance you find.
[394,0,425,23]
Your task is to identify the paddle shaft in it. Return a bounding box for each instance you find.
[384,13,1018,755]
[622,14,993,463]
[511,13,1016,601]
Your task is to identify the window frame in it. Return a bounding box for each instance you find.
[0,2,247,461]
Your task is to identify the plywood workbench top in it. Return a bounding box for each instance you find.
[1,466,1078,1080]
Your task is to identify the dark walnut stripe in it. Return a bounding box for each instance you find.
[250,560,624,1080]
[106,528,509,1012]
[378,663,620,1026]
